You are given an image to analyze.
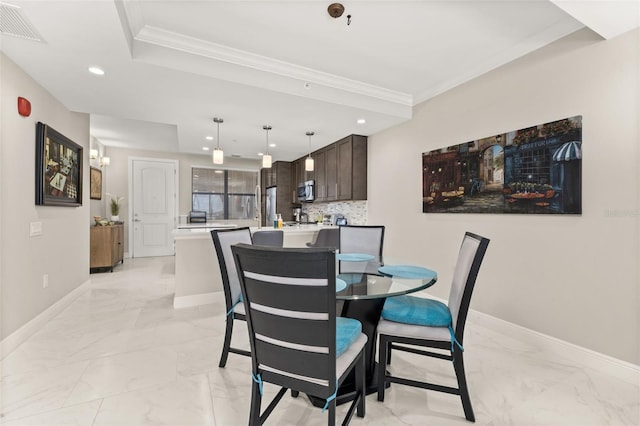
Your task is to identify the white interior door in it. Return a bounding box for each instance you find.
[131,159,177,257]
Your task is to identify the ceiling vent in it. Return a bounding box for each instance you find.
[0,2,44,42]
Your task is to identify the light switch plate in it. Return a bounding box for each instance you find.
[30,221,42,236]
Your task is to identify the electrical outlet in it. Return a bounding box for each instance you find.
[43,274,49,288]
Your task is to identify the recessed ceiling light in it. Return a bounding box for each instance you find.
[202,147,210,151]
[214,170,224,174]
[357,118,366,124]
[258,152,264,156]
[269,143,276,148]
[88,66,104,76]
[205,136,213,140]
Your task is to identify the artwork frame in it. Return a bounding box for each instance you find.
[35,122,83,207]
[90,167,102,200]
[422,115,582,215]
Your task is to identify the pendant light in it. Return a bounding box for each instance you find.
[262,125,272,168]
[212,117,224,165]
[305,131,315,171]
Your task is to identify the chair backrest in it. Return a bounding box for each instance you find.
[308,228,339,250]
[338,225,385,274]
[210,227,253,310]
[232,244,338,399]
[448,232,490,344]
[251,230,284,247]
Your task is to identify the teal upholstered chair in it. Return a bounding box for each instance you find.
[210,227,253,367]
[232,244,367,425]
[338,225,385,274]
[376,232,490,422]
[251,230,284,247]
[307,228,339,250]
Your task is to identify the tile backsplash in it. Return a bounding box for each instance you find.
[303,201,367,225]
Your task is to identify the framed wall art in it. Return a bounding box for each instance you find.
[90,167,102,200]
[422,115,582,215]
[35,122,83,206]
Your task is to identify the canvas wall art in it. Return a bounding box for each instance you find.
[422,115,582,214]
[35,122,83,206]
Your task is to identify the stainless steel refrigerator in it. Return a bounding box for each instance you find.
[265,186,277,226]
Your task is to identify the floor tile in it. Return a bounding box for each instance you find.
[64,347,177,406]
[93,375,214,426]
[0,401,101,426]
[0,361,89,421]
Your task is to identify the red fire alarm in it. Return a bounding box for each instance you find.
[18,97,32,117]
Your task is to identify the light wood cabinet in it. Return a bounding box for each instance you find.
[90,224,124,272]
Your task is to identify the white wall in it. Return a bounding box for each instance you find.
[88,135,107,221]
[102,146,261,254]
[0,53,90,341]
[368,28,640,364]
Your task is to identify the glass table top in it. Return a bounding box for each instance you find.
[336,268,437,301]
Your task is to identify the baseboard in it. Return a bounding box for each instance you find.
[0,279,91,360]
[467,308,640,386]
[173,291,220,309]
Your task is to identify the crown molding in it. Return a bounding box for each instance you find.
[134,25,412,107]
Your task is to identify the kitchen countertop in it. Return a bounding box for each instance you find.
[251,224,335,233]
[173,223,336,240]
[173,223,237,240]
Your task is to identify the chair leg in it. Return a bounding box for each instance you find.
[377,335,389,402]
[328,400,336,426]
[218,316,234,368]
[291,390,299,398]
[356,351,366,418]
[453,351,475,422]
[249,379,262,426]
[386,341,392,364]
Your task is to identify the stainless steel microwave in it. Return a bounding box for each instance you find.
[297,180,315,202]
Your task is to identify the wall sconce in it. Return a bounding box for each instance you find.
[90,149,98,159]
[100,156,110,167]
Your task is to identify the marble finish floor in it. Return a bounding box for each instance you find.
[1,256,638,425]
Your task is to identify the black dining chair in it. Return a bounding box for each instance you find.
[307,228,340,250]
[210,227,253,367]
[232,244,367,426]
[251,230,284,247]
[338,225,385,274]
[376,232,490,422]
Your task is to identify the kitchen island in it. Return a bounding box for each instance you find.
[173,224,332,308]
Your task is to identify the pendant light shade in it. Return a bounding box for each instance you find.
[305,131,315,171]
[262,125,272,168]
[262,154,272,168]
[213,117,224,165]
[213,148,224,164]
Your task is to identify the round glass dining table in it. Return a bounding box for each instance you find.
[324,263,438,406]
